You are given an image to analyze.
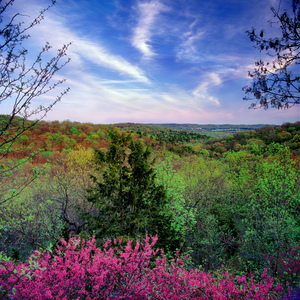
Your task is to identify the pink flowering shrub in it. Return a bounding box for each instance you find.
[0,235,287,299]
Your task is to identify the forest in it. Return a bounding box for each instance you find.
[0,116,300,299]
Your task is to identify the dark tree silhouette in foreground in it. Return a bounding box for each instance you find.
[243,0,299,109]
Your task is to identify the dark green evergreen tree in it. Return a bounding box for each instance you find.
[84,129,179,252]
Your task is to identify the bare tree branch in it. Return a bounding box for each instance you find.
[0,0,70,204]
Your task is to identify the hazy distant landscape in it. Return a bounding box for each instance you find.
[147,123,276,137]
[148,123,272,131]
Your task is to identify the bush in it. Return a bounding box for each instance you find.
[0,236,287,299]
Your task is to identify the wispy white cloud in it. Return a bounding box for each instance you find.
[14,1,150,83]
[177,31,204,61]
[131,0,169,59]
[176,18,205,62]
[193,73,222,106]
[71,39,150,83]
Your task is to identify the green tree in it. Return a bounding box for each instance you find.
[179,155,232,269]
[243,0,300,109]
[229,145,300,275]
[83,129,179,252]
[155,156,196,245]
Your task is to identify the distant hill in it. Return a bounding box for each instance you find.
[2,114,299,160]
[146,123,275,133]
[145,124,277,138]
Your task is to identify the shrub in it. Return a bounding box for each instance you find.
[0,236,287,299]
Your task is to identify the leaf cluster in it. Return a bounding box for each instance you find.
[244,1,300,109]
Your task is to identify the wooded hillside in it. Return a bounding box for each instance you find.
[1,117,300,298]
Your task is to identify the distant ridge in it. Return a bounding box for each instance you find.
[145,123,276,133]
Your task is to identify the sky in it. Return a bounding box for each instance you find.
[2,0,300,124]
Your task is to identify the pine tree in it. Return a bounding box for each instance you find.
[84,129,179,251]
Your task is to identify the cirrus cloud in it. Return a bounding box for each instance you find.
[131,0,169,59]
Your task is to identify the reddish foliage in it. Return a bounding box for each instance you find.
[0,236,287,299]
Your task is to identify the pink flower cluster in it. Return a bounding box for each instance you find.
[0,236,286,299]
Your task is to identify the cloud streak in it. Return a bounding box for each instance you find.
[131,0,169,59]
[16,1,150,84]
[176,18,205,62]
[193,73,222,106]
[71,39,150,83]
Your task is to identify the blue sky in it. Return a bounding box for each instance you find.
[3,0,300,124]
